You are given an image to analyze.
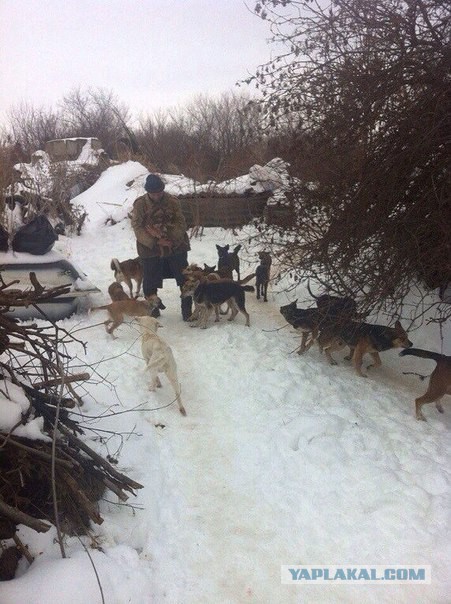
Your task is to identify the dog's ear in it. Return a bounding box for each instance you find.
[216,245,221,251]
[394,320,402,330]
[158,300,166,310]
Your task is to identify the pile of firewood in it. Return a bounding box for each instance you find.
[0,272,143,579]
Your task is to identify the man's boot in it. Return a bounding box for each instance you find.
[181,294,192,322]
[147,289,161,318]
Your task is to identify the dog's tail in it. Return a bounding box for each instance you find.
[111,258,122,274]
[233,245,242,254]
[399,348,444,363]
[241,285,255,292]
[239,273,255,285]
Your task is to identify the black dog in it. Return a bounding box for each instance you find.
[280,295,359,356]
[255,251,272,302]
[182,279,253,328]
[280,301,323,354]
[216,244,241,281]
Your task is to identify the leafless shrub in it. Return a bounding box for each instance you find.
[136,91,268,180]
[247,0,450,325]
[59,87,132,159]
[5,103,62,160]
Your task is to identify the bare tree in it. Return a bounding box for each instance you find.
[248,0,450,323]
[5,103,62,159]
[59,87,132,158]
[136,91,267,179]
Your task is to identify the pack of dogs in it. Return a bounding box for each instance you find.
[89,247,449,422]
[280,292,450,421]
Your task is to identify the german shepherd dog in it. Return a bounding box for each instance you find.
[92,295,164,337]
[181,279,254,328]
[399,348,451,421]
[314,294,358,319]
[216,244,241,281]
[320,320,413,377]
[110,257,143,298]
[255,251,272,302]
[306,282,359,319]
[280,296,358,355]
[280,302,323,354]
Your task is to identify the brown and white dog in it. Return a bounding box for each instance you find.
[400,348,451,421]
[136,316,186,416]
[110,257,143,298]
[92,295,164,337]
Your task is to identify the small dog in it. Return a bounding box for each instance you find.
[108,281,130,302]
[320,320,412,377]
[182,279,254,328]
[137,316,186,416]
[216,244,241,281]
[255,251,272,302]
[182,264,224,322]
[280,301,323,354]
[92,295,164,336]
[399,348,451,421]
[110,257,143,298]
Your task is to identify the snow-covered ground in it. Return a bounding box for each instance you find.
[0,163,449,603]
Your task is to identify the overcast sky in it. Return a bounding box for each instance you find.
[0,0,274,126]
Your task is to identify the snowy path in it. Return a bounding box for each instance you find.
[56,225,450,603]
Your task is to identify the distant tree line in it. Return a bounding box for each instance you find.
[0,87,286,182]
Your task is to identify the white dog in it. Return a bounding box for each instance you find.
[136,316,186,416]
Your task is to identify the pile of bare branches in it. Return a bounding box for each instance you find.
[0,273,143,579]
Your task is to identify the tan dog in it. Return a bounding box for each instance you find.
[110,257,143,298]
[137,316,186,416]
[108,281,130,302]
[400,348,451,421]
[92,295,163,337]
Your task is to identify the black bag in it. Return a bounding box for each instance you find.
[12,215,58,255]
[0,225,8,252]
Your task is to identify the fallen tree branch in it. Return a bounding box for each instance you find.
[0,498,51,533]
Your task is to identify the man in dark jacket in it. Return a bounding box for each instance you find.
[131,174,192,320]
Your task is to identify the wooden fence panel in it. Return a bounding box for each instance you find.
[178,193,271,228]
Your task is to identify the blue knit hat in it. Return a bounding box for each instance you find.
[145,174,165,193]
